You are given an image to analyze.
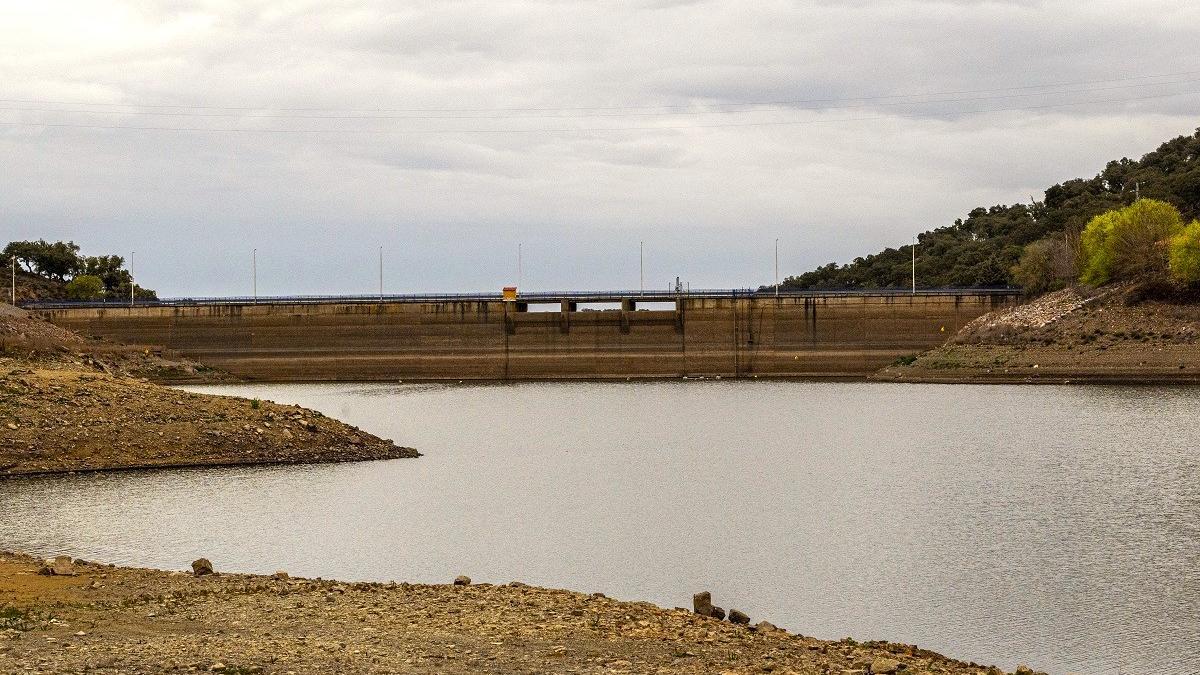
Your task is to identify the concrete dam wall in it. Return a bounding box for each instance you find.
[34,293,1018,381]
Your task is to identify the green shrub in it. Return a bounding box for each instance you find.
[0,606,34,631]
[65,274,105,300]
[1011,237,1077,295]
[1169,220,1200,284]
[1079,199,1185,285]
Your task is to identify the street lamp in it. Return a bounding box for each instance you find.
[911,237,917,295]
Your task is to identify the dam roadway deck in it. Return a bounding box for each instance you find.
[28,289,1020,381]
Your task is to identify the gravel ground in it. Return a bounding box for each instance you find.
[877,284,1200,383]
[0,553,1033,675]
[0,363,417,475]
[0,305,418,475]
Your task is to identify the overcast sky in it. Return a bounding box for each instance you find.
[2,1,1199,296]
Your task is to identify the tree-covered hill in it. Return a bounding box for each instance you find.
[3,240,155,302]
[779,128,1200,290]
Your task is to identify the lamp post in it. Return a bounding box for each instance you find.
[379,246,383,302]
[129,251,135,307]
[252,248,257,304]
[774,238,779,298]
[911,238,917,295]
[639,241,644,294]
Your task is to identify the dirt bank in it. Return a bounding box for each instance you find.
[875,285,1200,384]
[0,552,1033,675]
[1,303,230,384]
[0,305,417,475]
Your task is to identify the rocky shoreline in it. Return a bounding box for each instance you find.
[1,305,418,476]
[0,552,1039,674]
[874,286,1200,385]
[0,362,417,476]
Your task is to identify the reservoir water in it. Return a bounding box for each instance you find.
[2,381,1197,674]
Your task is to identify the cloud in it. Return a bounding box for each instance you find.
[1,0,1198,295]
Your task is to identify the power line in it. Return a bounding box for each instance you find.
[0,89,1193,135]
[1,77,1197,121]
[1,68,1198,115]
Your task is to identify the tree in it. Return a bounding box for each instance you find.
[111,281,158,301]
[1,239,81,279]
[40,241,82,280]
[1079,199,1184,285]
[81,255,131,292]
[1169,220,1200,285]
[65,275,104,300]
[1011,237,1077,296]
[780,127,1200,290]
[3,240,45,274]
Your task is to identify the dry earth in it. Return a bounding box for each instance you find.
[876,285,1200,383]
[0,363,417,475]
[0,303,229,384]
[0,305,418,475]
[0,553,1037,675]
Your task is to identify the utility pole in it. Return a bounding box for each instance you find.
[379,246,383,301]
[129,251,135,307]
[252,248,257,304]
[639,241,644,294]
[911,238,917,295]
[774,238,779,297]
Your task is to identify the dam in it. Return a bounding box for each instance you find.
[28,290,1020,381]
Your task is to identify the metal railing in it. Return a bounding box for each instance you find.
[19,287,1021,310]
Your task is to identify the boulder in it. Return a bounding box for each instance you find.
[755,620,779,632]
[272,570,289,580]
[50,555,76,576]
[711,606,726,621]
[692,591,713,617]
[1014,667,1033,675]
[191,558,214,576]
[38,555,77,576]
[453,575,471,586]
[728,608,750,625]
[871,656,902,673]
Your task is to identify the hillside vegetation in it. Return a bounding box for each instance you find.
[782,128,1200,290]
[3,240,155,302]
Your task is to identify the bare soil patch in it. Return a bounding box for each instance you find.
[0,553,1029,675]
[0,306,417,475]
[877,284,1200,383]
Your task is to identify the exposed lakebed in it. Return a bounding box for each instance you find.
[3,381,1197,674]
